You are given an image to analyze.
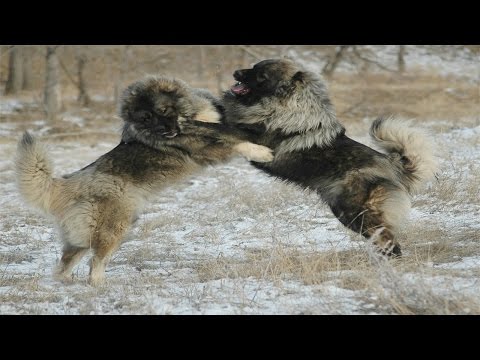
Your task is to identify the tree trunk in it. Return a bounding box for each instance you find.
[0,46,3,86]
[215,63,223,94]
[195,46,207,88]
[5,46,24,95]
[214,47,224,93]
[44,46,61,122]
[398,45,406,73]
[76,53,90,106]
[322,45,349,78]
[241,45,249,68]
[197,46,206,76]
[115,45,131,107]
[22,46,34,90]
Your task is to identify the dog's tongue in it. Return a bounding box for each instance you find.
[231,83,250,95]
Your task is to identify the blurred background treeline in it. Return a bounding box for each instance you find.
[1,45,478,132]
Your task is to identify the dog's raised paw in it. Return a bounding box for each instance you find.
[234,142,274,162]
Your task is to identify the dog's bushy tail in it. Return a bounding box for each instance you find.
[15,132,59,213]
[370,116,438,194]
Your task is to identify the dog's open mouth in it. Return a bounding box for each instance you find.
[231,82,251,96]
[161,131,178,139]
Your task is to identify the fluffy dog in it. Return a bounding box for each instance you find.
[220,59,438,256]
[15,76,273,285]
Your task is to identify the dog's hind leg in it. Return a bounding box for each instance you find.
[367,226,401,257]
[54,244,89,282]
[329,182,404,257]
[362,186,410,257]
[88,207,132,286]
[89,250,115,287]
[88,232,126,287]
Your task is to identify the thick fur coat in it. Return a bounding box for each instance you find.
[15,76,273,285]
[220,59,438,255]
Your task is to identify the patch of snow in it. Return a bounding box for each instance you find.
[435,256,480,270]
[91,94,114,102]
[62,115,85,127]
[0,99,23,114]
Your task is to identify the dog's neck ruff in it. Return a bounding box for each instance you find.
[263,73,345,154]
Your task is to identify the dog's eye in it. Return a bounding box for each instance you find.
[257,73,269,83]
[143,111,152,121]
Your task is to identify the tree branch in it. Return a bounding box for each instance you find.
[338,96,367,117]
[136,50,170,66]
[0,45,16,61]
[238,45,264,61]
[352,46,397,73]
[58,58,80,88]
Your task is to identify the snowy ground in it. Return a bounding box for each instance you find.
[1,109,479,314]
[1,46,479,314]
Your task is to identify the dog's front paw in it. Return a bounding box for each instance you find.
[194,108,221,123]
[250,145,274,162]
[234,142,274,162]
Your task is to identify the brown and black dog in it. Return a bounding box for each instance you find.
[220,59,438,256]
[15,76,273,285]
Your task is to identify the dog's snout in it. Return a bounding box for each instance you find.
[234,69,247,80]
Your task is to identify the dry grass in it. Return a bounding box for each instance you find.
[362,255,480,315]
[196,246,368,285]
[195,242,480,314]
[331,73,480,126]
[1,67,479,314]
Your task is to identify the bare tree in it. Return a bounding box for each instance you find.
[0,46,3,85]
[114,45,131,107]
[213,46,229,93]
[76,51,90,106]
[5,46,24,95]
[351,46,396,73]
[22,46,34,90]
[44,46,61,121]
[238,45,263,62]
[197,46,207,77]
[398,45,406,73]
[57,47,91,106]
[322,45,350,78]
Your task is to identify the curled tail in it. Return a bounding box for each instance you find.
[15,132,58,213]
[370,116,438,194]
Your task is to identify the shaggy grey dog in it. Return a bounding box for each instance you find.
[220,59,438,256]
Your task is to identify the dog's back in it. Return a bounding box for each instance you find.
[221,58,439,256]
[15,75,274,286]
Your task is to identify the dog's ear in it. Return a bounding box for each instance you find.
[292,71,305,84]
[275,71,305,97]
